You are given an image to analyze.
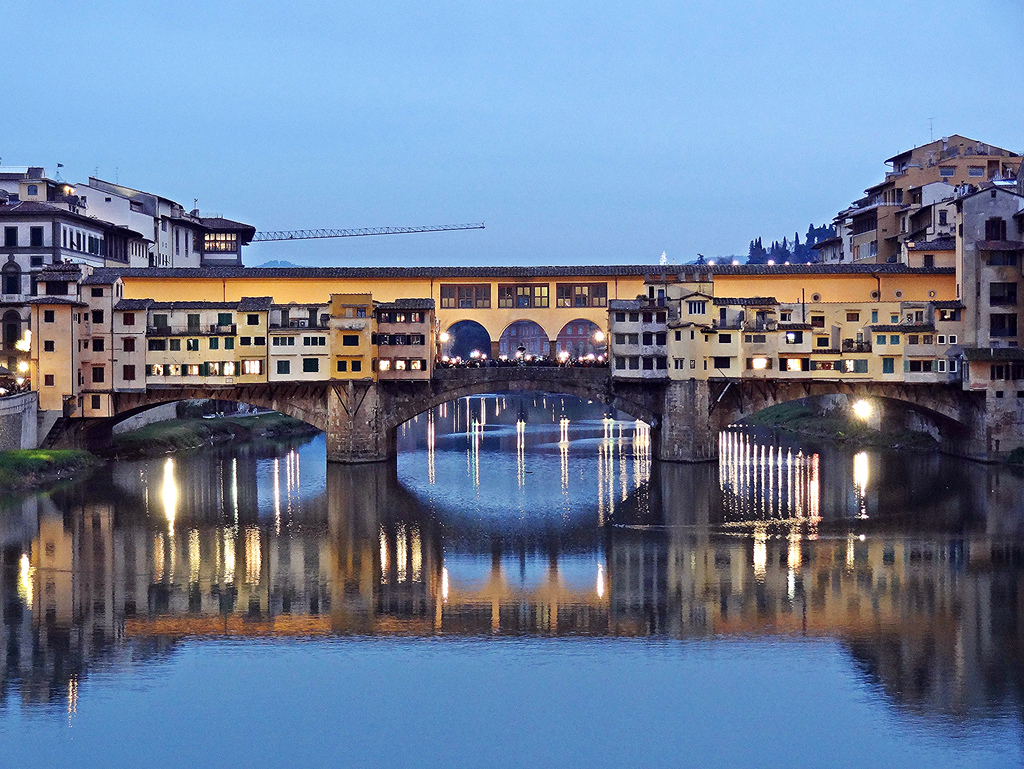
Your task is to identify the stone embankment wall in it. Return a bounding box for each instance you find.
[0,392,38,451]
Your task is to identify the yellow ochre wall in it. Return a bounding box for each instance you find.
[711,271,956,303]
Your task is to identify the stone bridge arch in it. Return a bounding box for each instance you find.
[381,367,662,433]
[705,379,987,457]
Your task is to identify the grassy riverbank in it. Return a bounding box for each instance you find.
[109,412,320,458]
[741,403,938,450]
[0,449,97,494]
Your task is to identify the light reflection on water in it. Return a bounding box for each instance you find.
[0,394,1022,766]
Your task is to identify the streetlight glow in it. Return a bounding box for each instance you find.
[852,399,872,420]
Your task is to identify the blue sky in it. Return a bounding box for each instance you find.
[4,0,1020,267]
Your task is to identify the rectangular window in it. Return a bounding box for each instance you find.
[968,166,984,177]
[91,287,103,297]
[555,283,607,308]
[948,334,957,344]
[218,312,233,327]
[92,338,105,352]
[846,312,859,322]
[302,358,319,373]
[784,331,803,344]
[882,357,895,374]
[91,310,104,324]
[44,374,55,386]
[337,360,348,372]
[440,283,491,309]
[277,360,290,375]
[615,358,626,370]
[247,314,259,325]
[122,337,135,352]
[890,335,900,345]
[91,366,104,383]
[148,339,167,351]
[991,314,1018,337]
[990,282,1018,306]
[242,360,262,375]
[908,335,919,345]
[713,357,730,369]
[3,227,17,247]
[939,167,955,177]
[718,333,731,344]
[209,337,219,350]
[351,360,362,372]
[815,337,830,347]
[342,335,359,346]
[254,337,266,346]
[240,337,251,346]
[810,316,825,328]
[123,312,135,326]
[153,314,169,328]
[169,339,181,351]
[186,339,200,351]
[91,395,101,410]
[225,337,235,349]
[687,300,707,315]
[43,310,55,323]
[123,365,136,381]
[187,313,200,330]
[43,340,55,352]
[29,226,43,247]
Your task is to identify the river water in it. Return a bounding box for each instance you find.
[1,394,1023,768]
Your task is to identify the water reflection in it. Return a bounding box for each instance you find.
[0,397,1022,736]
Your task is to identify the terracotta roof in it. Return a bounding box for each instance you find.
[962,347,1024,361]
[115,299,155,310]
[87,263,957,283]
[24,297,87,306]
[867,324,935,332]
[977,240,1024,251]
[237,296,274,311]
[907,237,956,251]
[376,298,435,310]
[712,296,778,306]
[779,323,813,331]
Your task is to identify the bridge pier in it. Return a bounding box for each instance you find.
[326,381,397,463]
[654,380,719,462]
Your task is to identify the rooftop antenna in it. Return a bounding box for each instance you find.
[929,117,935,142]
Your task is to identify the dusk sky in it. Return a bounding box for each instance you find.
[5,0,1021,267]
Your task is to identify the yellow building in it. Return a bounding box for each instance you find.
[329,293,374,380]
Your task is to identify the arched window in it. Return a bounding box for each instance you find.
[1,260,20,296]
[2,310,21,351]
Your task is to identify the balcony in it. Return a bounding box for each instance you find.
[842,340,872,353]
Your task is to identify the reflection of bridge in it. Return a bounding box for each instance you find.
[56,365,990,462]
[2,459,1022,718]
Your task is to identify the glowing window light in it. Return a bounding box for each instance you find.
[786,358,802,372]
[378,359,391,372]
[751,357,769,370]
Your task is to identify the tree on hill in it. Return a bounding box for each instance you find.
[745,223,835,264]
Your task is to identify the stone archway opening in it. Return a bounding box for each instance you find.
[498,320,549,360]
[556,319,604,360]
[442,320,492,361]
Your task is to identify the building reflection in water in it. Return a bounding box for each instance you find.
[0,398,1022,728]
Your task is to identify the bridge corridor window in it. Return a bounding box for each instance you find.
[378,360,391,372]
[242,360,262,375]
[556,283,607,308]
[186,364,201,376]
[223,362,236,376]
[206,362,221,376]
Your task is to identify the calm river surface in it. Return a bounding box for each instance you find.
[1,394,1024,767]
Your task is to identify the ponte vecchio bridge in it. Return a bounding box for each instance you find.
[30,263,1000,462]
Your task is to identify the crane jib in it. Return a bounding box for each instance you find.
[252,223,485,242]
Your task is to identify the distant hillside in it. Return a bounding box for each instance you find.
[253,260,303,268]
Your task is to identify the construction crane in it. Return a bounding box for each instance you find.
[252,222,484,242]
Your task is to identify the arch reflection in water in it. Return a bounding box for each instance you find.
[0,413,1023,732]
